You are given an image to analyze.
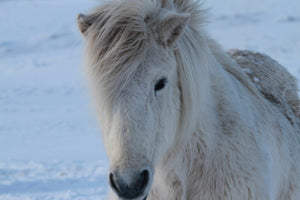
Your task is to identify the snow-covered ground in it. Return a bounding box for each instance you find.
[0,0,299,199]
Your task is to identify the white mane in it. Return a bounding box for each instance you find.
[83,0,263,140]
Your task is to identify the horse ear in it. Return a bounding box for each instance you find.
[77,13,94,35]
[158,12,190,47]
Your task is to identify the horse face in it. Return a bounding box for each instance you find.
[103,47,181,199]
[78,6,190,199]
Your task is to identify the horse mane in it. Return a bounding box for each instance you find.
[82,0,210,112]
[83,0,150,106]
[83,0,261,132]
[83,0,205,103]
[159,0,262,139]
[83,0,299,132]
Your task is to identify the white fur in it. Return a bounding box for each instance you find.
[78,0,300,199]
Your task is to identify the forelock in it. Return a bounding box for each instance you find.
[84,0,158,102]
[83,0,206,104]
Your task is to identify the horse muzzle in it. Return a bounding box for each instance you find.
[109,167,152,200]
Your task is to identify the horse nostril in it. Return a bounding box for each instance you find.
[109,172,121,194]
[139,169,150,191]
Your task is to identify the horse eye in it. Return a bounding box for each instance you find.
[154,78,167,92]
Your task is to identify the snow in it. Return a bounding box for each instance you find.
[206,0,300,75]
[253,77,260,83]
[0,0,299,199]
[0,161,108,200]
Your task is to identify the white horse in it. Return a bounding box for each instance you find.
[78,0,300,199]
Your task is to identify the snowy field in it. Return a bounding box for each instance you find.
[0,0,299,199]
